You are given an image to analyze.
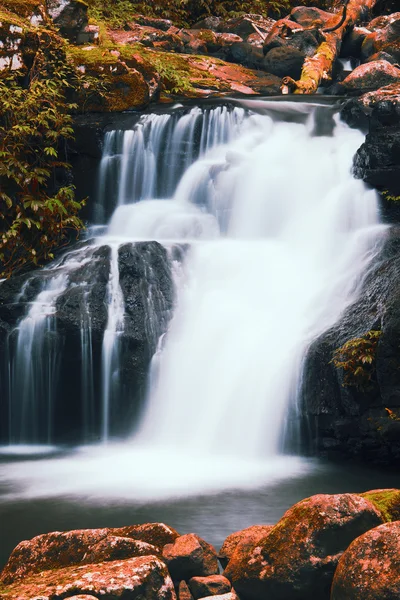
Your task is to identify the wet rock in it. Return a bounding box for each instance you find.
[179,580,194,600]
[263,46,305,79]
[341,27,371,58]
[361,14,400,63]
[201,594,239,600]
[192,17,222,33]
[162,534,219,581]
[111,523,180,550]
[133,16,174,31]
[331,521,400,600]
[224,493,383,600]
[1,523,179,586]
[226,42,264,69]
[0,556,176,600]
[66,596,97,600]
[84,536,162,563]
[114,24,184,52]
[220,15,274,41]
[360,488,400,522]
[0,528,113,584]
[365,50,399,64]
[67,46,151,111]
[188,575,231,598]
[289,6,334,29]
[300,227,400,462]
[341,60,400,92]
[46,0,88,42]
[263,18,321,57]
[219,525,273,569]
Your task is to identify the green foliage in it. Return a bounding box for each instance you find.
[382,190,400,203]
[331,330,382,389]
[0,33,85,278]
[85,0,291,28]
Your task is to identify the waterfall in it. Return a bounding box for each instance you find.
[0,101,384,478]
[128,105,382,458]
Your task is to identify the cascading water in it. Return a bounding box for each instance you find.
[0,100,386,500]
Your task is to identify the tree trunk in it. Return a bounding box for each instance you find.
[281,0,377,94]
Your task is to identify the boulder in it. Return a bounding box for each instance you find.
[224,493,383,600]
[45,0,88,42]
[341,60,400,92]
[114,24,184,52]
[331,521,400,600]
[360,489,400,522]
[133,16,174,31]
[263,18,321,57]
[179,580,194,600]
[341,27,371,58]
[219,525,273,569]
[83,536,162,563]
[188,575,231,598]
[0,528,111,584]
[289,6,334,29]
[192,17,222,32]
[162,534,219,581]
[110,522,180,550]
[220,15,274,41]
[365,51,399,64]
[361,14,400,63]
[226,42,264,70]
[263,46,305,79]
[0,556,176,600]
[0,524,173,585]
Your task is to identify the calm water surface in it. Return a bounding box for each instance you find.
[1,452,399,569]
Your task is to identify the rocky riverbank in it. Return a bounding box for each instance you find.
[0,489,399,600]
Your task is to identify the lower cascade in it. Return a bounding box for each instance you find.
[0,100,385,483]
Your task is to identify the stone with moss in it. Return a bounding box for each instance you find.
[360,488,400,522]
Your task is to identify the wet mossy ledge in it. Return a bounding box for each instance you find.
[0,489,400,599]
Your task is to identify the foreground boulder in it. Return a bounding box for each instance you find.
[162,534,219,581]
[218,525,273,569]
[1,523,178,584]
[331,521,400,600]
[0,556,176,600]
[224,494,383,600]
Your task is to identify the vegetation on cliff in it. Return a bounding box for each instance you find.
[0,25,85,278]
[85,0,291,28]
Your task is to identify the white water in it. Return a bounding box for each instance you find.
[101,245,125,442]
[0,101,386,502]
[127,110,382,461]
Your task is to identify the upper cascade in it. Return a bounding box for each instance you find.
[0,100,385,459]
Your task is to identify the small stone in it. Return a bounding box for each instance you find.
[189,575,231,599]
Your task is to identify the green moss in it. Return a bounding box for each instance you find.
[0,0,42,18]
[361,490,400,522]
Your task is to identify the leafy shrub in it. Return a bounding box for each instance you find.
[0,32,84,278]
[331,330,382,389]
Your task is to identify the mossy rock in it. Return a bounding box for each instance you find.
[0,0,43,19]
[67,45,150,111]
[360,489,400,522]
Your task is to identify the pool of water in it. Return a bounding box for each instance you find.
[1,449,399,570]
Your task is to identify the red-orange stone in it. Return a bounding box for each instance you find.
[331,521,400,600]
